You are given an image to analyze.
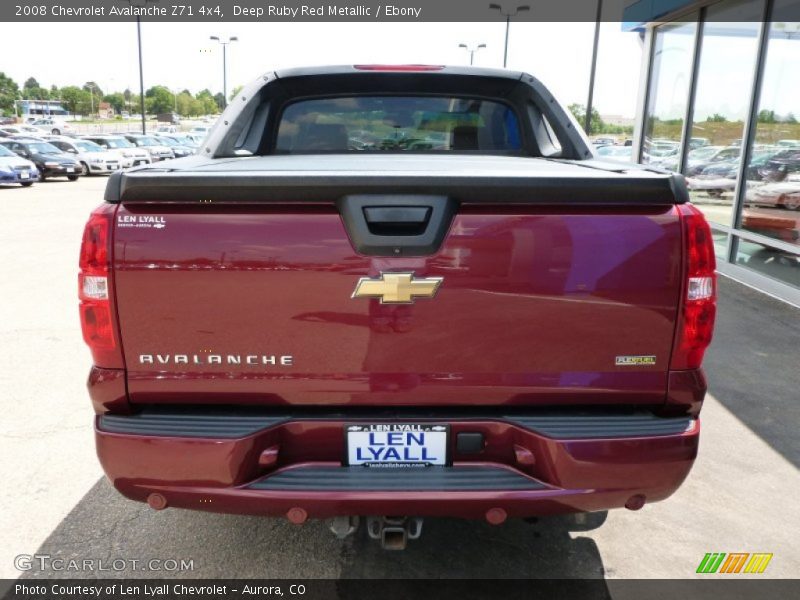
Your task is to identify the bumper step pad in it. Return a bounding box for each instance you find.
[248,465,546,492]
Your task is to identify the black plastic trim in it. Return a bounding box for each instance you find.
[338,194,456,256]
[248,465,544,491]
[506,414,693,439]
[98,409,693,440]
[98,412,289,438]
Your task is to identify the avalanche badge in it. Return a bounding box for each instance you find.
[352,272,443,304]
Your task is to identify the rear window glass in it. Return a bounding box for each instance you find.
[275,96,521,153]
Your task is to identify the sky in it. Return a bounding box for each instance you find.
[0,21,644,118]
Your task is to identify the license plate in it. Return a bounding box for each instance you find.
[346,424,449,466]
[66,167,75,173]
[19,171,29,179]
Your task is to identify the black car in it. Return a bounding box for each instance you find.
[758,149,800,182]
[0,139,82,181]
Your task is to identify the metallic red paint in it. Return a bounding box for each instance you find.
[112,204,684,408]
[95,417,698,519]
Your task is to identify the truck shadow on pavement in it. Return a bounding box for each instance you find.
[704,278,800,468]
[23,477,610,584]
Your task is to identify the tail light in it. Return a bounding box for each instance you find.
[79,204,123,368]
[671,204,716,370]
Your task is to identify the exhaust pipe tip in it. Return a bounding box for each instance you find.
[287,507,308,524]
[146,493,168,510]
[486,507,507,525]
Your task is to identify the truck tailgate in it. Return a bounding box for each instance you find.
[112,161,683,407]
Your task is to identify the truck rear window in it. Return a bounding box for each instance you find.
[275,96,521,153]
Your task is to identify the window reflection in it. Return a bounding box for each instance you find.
[735,237,800,287]
[641,20,697,165]
[682,1,762,228]
[741,4,800,255]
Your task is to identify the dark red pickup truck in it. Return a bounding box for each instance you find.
[80,66,715,549]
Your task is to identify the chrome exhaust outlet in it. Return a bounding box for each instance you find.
[366,516,423,550]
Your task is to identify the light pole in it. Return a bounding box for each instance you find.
[86,83,98,118]
[488,3,530,68]
[209,35,238,109]
[458,43,487,65]
[584,0,603,135]
[122,0,156,133]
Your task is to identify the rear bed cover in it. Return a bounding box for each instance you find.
[105,154,688,205]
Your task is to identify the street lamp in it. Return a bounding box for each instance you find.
[488,3,530,68]
[86,83,99,118]
[209,35,239,109]
[458,43,487,66]
[121,0,157,134]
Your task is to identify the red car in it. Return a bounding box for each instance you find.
[81,66,716,550]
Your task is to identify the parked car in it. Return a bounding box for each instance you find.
[121,133,175,161]
[746,174,800,210]
[0,124,46,138]
[758,149,800,182]
[592,136,616,147]
[0,139,81,181]
[160,134,199,149]
[48,138,122,175]
[81,134,152,168]
[30,118,73,135]
[85,65,716,550]
[152,134,195,157]
[184,132,207,145]
[595,145,635,162]
[658,145,741,174]
[0,143,38,186]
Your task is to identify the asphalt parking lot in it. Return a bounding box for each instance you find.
[1,176,798,580]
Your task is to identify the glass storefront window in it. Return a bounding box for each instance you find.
[740,1,800,264]
[640,20,697,165]
[735,236,800,288]
[684,0,763,228]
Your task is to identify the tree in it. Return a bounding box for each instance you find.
[757,109,777,124]
[83,81,104,97]
[568,103,605,134]
[60,86,92,115]
[213,92,225,111]
[0,72,20,116]
[230,85,244,102]
[103,92,126,114]
[21,76,50,100]
[145,85,175,114]
[707,113,727,122]
[195,89,219,115]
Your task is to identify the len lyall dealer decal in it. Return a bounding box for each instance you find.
[117,215,166,229]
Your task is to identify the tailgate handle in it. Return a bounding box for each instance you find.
[363,206,432,236]
[338,194,457,257]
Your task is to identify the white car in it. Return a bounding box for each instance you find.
[595,145,635,163]
[30,118,73,135]
[0,143,38,186]
[122,134,175,162]
[48,138,122,175]
[0,124,47,138]
[80,135,151,168]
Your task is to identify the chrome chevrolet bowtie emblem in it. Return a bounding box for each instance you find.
[352,272,443,304]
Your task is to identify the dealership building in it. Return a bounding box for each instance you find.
[625,0,800,305]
